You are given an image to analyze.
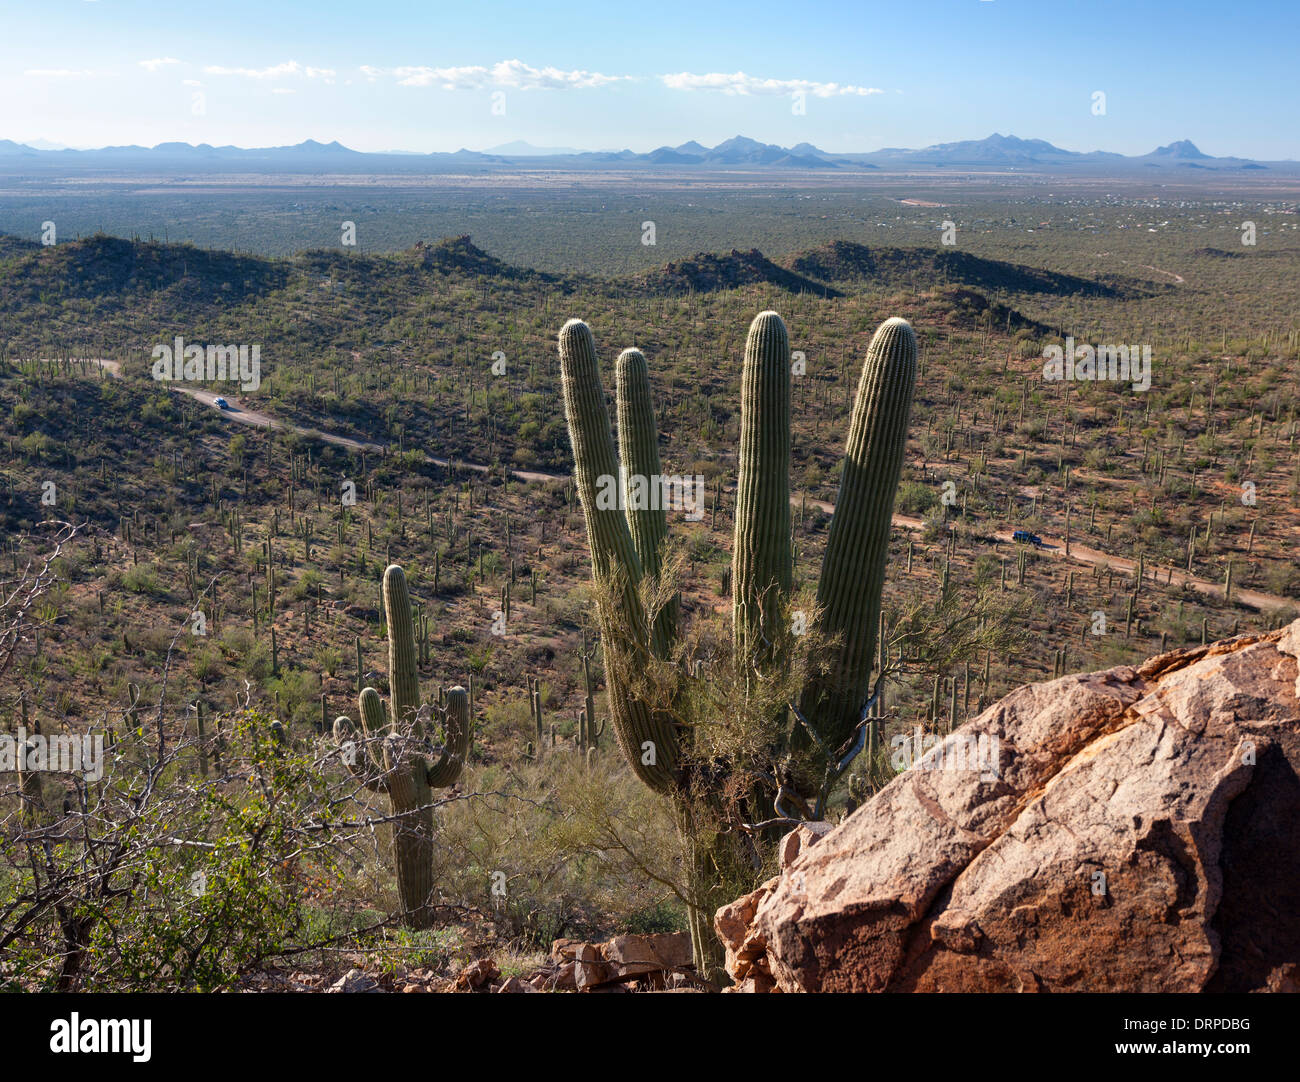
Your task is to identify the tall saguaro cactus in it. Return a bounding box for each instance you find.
[333,564,470,929]
[558,310,917,979]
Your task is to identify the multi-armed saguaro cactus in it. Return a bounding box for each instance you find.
[333,564,470,929]
[559,310,916,973]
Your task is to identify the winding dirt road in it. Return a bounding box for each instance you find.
[63,359,1295,613]
[91,359,560,483]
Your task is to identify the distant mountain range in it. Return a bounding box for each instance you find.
[0,133,1285,173]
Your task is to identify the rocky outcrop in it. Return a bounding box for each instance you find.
[534,932,698,991]
[716,623,1300,992]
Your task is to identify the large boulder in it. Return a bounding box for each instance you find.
[716,622,1300,992]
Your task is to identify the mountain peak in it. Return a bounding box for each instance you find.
[712,135,768,152]
[1149,139,1208,159]
[290,139,355,153]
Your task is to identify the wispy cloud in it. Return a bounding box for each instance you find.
[203,61,335,80]
[138,57,180,72]
[24,69,105,78]
[661,71,884,97]
[364,59,627,90]
[359,60,877,97]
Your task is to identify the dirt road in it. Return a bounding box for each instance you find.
[70,359,1294,613]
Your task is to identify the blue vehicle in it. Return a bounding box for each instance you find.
[213,397,230,410]
[1012,529,1043,546]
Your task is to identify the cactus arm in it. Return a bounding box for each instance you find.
[802,317,917,749]
[426,685,471,787]
[358,685,389,735]
[559,321,648,592]
[332,715,388,792]
[615,347,676,655]
[732,311,793,664]
[559,319,679,792]
[382,565,422,735]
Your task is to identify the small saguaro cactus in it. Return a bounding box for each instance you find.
[578,628,605,751]
[333,564,471,930]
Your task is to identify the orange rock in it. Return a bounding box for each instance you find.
[717,622,1300,992]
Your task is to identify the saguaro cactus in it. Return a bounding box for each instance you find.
[577,629,605,751]
[333,564,470,929]
[560,311,915,799]
[559,310,917,978]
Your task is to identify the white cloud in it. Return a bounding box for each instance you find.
[203,60,335,80]
[359,61,877,97]
[24,69,103,78]
[661,71,884,97]
[271,87,296,95]
[138,58,181,72]
[370,59,627,90]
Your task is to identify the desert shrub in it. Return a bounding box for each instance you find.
[896,479,938,515]
[266,668,322,729]
[0,711,353,991]
[120,561,163,596]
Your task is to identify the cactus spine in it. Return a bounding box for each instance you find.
[333,565,470,929]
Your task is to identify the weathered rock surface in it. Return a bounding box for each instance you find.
[716,623,1300,992]
[328,968,380,993]
[453,957,500,991]
[527,932,696,991]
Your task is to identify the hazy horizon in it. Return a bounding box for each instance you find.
[4,0,1297,160]
[4,131,1291,163]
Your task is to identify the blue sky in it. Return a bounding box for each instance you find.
[2,0,1296,158]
